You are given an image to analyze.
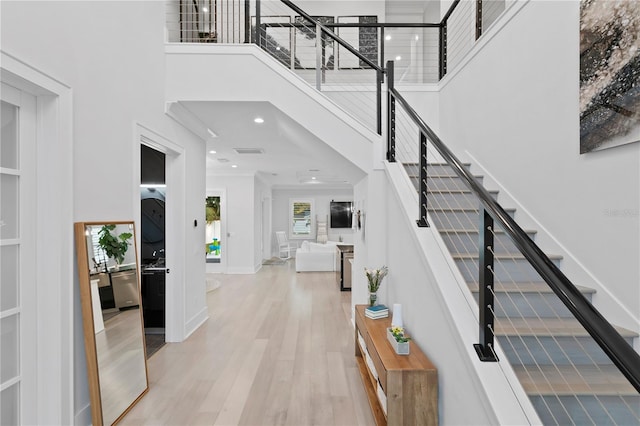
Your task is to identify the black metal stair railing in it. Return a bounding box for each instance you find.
[386,59,640,390]
[251,0,470,135]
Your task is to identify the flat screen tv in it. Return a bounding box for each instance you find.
[330,201,353,228]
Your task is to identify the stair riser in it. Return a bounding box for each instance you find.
[422,164,471,177]
[409,176,484,191]
[530,395,640,426]
[442,232,536,255]
[456,257,561,283]
[427,192,498,210]
[498,335,635,366]
[472,292,588,318]
[428,210,516,230]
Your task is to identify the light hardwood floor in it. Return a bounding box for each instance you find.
[120,260,374,425]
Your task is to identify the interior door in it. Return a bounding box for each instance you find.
[1,83,37,425]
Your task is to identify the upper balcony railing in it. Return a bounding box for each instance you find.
[165,0,509,135]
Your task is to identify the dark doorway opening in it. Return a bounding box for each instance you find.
[140,144,166,357]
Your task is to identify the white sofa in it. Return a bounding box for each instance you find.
[295,241,338,272]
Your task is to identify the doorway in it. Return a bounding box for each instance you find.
[205,196,221,263]
[140,144,166,357]
[205,189,226,274]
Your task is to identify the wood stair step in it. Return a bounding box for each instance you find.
[452,253,563,262]
[467,281,595,295]
[513,364,637,395]
[494,317,637,338]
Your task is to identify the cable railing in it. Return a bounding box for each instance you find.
[165,0,509,135]
[387,59,640,424]
[256,0,385,134]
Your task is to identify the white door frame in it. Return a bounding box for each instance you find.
[1,51,74,425]
[134,123,186,343]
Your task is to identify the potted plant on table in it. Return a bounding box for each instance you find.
[365,265,388,307]
[387,326,411,355]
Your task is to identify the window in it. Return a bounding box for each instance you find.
[290,199,313,238]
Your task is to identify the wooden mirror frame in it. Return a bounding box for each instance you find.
[74,221,149,425]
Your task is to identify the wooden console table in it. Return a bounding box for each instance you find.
[355,304,438,425]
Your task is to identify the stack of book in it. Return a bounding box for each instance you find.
[365,304,389,319]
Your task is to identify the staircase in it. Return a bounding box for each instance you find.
[406,162,640,425]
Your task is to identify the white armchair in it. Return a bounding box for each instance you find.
[276,231,298,259]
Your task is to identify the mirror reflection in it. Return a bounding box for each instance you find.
[75,222,148,426]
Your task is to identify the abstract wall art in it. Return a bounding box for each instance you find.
[579,0,639,153]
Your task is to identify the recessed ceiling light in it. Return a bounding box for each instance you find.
[415,35,419,41]
[385,35,391,41]
[254,117,264,124]
[231,164,238,168]
[311,177,316,180]
[209,150,217,154]
[395,56,402,61]
[276,46,281,51]
[202,6,208,12]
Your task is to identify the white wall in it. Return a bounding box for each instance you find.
[254,176,272,268]
[438,0,640,330]
[271,187,355,255]
[165,44,376,178]
[207,175,259,273]
[352,171,388,311]
[1,1,207,422]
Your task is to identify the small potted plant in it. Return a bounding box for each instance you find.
[97,224,133,270]
[387,326,411,355]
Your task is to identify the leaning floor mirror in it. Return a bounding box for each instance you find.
[75,222,149,425]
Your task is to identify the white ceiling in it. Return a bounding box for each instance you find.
[179,100,366,188]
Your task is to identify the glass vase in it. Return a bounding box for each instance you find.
[369,292,377,307]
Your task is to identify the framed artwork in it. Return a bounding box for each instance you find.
[579,0,639,153]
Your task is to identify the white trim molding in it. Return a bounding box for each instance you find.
[1,49,74,425]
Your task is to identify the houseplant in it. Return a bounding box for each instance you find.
[365,265,388,306]
[98,224,133,267]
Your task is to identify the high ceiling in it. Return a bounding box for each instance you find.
[179,100,366,188]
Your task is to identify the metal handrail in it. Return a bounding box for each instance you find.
[279,0,383,73]
[388,83,640,392]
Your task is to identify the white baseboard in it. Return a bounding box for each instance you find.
[185,307,209,339]
[74,403,92,426]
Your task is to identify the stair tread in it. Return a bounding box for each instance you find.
[513,364,637,395]
[427,188,498,194]
[495,317,637,338]
[437,228,535,234]
[405,162,471,166]
[468,281,595,294]
[428,206,516,212]
[453,253,563,261]
[407,174,483,179]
